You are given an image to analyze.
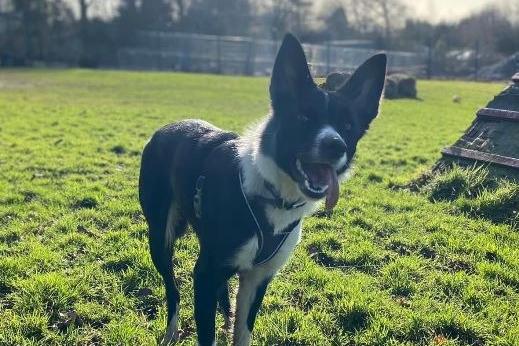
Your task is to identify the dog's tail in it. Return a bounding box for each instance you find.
[139,138,186,332]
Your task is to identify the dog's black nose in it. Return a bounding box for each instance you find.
[321,135,347,161]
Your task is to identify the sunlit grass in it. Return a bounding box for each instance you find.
[1,69,517,345]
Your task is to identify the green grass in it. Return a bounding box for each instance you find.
[420,165,519,227]
[1,69,518,345]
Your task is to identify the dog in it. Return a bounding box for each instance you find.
[139,33,386,346]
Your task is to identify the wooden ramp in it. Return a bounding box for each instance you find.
[440,73,519,177]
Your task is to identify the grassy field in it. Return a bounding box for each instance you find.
[0,69,518,346]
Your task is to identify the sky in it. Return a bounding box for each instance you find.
[69,0,516,24]
[402,0,498,23]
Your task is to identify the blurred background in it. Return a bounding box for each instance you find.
[0,0,518,79]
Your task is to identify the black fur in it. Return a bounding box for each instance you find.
[263,34,386,198]
[138,33,387,345]
[246,277,272,331]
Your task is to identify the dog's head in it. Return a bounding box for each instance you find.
[260,34,386,210]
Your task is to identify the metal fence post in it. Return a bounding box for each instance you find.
[185,37,192,72]
[474,40,480,81]
[427,39,433,79]
[326,41,331,75]
[217,35,222,74]
[246,39,255,76]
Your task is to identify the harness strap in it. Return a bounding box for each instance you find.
[239,171,264,258]
[253,220,300,265]
[261,179,306,210]
[239,170,301,266]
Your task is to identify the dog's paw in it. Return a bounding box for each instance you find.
[159,332,179,346]
[160,320,180,345]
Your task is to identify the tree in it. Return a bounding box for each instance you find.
[257,0,313,40]
[171,0,190,25]
[322,7,350,40]
[116,0,140,46]
[78,0,93,66]
[116,0,173,33]
[140,0,173,30]
[10,0,75,63]
[457,6,513,54]
[183,0,252,36]
[268,0,292,40]
[339,0,407,43]
[375,0,406,41]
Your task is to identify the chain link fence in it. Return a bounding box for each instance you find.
[118,31,427,77]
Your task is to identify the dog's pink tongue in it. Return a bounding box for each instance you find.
[305,164,340,211]
[325,168,339,211]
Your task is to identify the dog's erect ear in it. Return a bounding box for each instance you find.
[270,33,315,110]
[337,54,387,129]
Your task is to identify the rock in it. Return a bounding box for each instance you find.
[385,74,417,99]
[320,71,417,99]
[384,77,399,99]
[320,72,351,91]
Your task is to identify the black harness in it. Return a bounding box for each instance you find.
[252,219,300,265]
[256,179,307,210]
[194,172,304,266]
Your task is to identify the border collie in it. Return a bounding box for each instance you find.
[139,33,386,346]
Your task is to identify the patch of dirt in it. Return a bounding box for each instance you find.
[419,247,437,259]
[444,259,474,274]
[0,282,13,307]
[387,241,413,256]
[110,145,127,155]
[338,304,370,333]
[72,197,98,209]
[0,230,20,244]
[76,224,97,237]
[367,173,383,183]
[435,324,485,346]
[52,309,82,333]
[135,288,160,320]
[22,191,38,202]
[350,217,374,231]
[0,212,16,226]
[102,258,132,272]
[484,251,501,263]
[308,250,341,267]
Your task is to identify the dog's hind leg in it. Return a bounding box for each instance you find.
[154,203,187,345]
[140,162,186,344]
[217,281,234,331]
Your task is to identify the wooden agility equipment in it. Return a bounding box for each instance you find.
[440,73,519,177]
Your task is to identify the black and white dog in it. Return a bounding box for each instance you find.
[139,34,386,346]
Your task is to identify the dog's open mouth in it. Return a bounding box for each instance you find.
[296,159,339,210]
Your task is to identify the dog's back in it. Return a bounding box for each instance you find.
[140,119,237,229]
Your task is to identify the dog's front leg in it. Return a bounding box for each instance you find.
[233,268,273,346]
[194,257,226,346]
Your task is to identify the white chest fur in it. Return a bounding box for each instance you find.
[231,222,302,274]
[234,125,320,273]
